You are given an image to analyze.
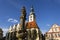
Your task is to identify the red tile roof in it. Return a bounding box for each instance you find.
[26,21,38,29]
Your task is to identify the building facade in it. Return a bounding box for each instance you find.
[6,6,42,40]
[45,24,60,40]
[0,28,3,40]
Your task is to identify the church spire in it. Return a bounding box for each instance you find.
[20,6,26,29]
[30,6,34,12]
[29,6,36,22]
[30,6,35,15]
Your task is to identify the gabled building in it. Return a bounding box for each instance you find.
[45,24,60,40]
[6,6,42,40]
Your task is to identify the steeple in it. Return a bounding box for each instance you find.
[9,26,13,32]
[30,6,34,12]
[20,6,26,30]
[30,6,35,15]
[16,6,27,40]
[29,6,35,22]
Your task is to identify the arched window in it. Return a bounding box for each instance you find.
[58,33,60,37]
[31,29,37,40]
[55,34,57,37]
[28,30,31,38]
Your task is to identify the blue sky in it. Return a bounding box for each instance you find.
[0,0,60,36]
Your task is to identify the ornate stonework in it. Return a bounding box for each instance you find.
[5,6,42,40]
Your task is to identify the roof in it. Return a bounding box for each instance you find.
[46,24,60,34]
[8,21,39,32]
[26,21,38,29]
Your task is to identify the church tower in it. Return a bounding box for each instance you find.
[6,6,42,40]
[16,6,27,40]
[20,6,26,29]
[29,6,35,22]
[26,6,42,40]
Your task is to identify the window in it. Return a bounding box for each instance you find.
[30,16,32,18]
[31,30,37,39]
[52,29,53,32]
[55,28,57,32]
[58,33,60,37]
[51,34,54,38]
[55,34,57,37]
[49,34,50,37]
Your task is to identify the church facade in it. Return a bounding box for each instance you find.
[6,6,42,40]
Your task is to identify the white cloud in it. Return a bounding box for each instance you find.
[8,18,18,23]
[2,28,8,36]
[0,25,8,36]
[46,24,50,26]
